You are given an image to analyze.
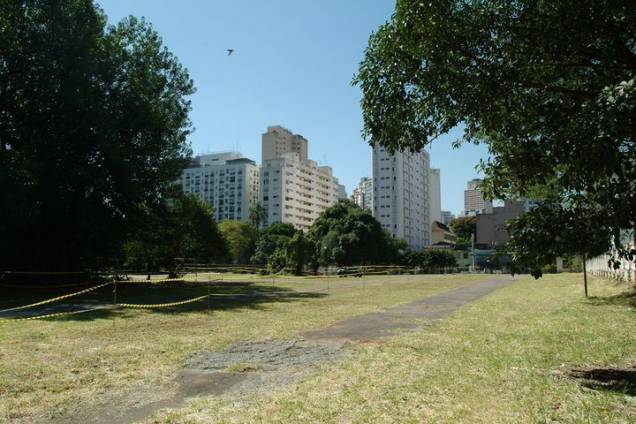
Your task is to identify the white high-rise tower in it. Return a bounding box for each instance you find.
[429,168,441,224]
[372,145,431,250]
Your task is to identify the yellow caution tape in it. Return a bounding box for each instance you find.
[0,270,98,275]
[0,281,101,289]
[0,307,111,324]
[117,295,209,309]
[0,282,112,313]
[117,277,222,285]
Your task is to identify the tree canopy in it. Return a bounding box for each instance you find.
[250,223,299,271]
[0,0,194,270]
[124,195,226,277]
[248,203,268,229]
[308,200,401,266]
[402,249,457,269]
[508,199,611,278]
[218,220,257,264]
[355,0,636,272]
[449,216,476,244]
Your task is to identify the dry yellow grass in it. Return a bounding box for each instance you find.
[0,273,483,423]
[148,274,636,423]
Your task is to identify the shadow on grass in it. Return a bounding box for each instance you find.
[586,290,636,308]
[0,280,327,322]
[568,365,636,396]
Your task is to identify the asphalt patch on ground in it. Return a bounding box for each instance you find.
[180,339,346,397]
[302,277,514,341]
[188,339,344,371]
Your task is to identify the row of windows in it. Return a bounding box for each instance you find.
[185,169,245,178]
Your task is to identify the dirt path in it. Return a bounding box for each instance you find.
[51,275,516,424]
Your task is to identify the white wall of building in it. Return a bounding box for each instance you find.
[261,153,341,230]
[429,168,441,224]
[372,145,431,250]
[181,153,260,222]
[352,176,373,211]
[260,127,343,230]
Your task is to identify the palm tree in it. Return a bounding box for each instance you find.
[248,203,268,229]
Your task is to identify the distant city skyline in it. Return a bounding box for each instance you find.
[98,0,489,216]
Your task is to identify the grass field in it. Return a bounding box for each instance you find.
[1,273,635,423]
[0,273,482,423]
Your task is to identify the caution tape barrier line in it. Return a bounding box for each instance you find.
[0,281,104,289]
[0,271,98,275]
[0,282,113,313]
[117,295,209,309]
[117,277,222,285]
[0,278,225,314]
[0,307,112,324]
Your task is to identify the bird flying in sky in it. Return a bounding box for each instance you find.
[227,49,234,56]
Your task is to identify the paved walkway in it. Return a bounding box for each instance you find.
[302,276,515,341]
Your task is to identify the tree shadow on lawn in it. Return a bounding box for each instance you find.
[0,281,327,322]
[586,290,636,309]
[568,365,636,396]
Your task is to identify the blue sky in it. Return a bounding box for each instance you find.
[98,0,488,216]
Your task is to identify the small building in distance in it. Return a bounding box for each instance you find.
[441,210,455,226]
[463,178,493,216]
[431,221,457,246]
[476,199,536,246]
[337,183,348,200]
[181,152,260,222]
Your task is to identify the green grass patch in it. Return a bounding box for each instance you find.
[224,363,264,373]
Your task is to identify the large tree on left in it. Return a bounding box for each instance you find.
[0,1,194,270]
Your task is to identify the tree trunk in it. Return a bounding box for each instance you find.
[583,253,588,297]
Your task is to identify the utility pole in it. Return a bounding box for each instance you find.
[471,233,476,272]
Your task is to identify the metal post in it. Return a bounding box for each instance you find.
[207,279,211,311]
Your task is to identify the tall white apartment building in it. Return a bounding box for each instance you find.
[260,126,343,230]
[181,152,260,222]
[429,168,441,224]
[352,177,373,211]
[372,145,431,250]
[337,184,348,200]
[463,178,493,215]
[441,210,455,226]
